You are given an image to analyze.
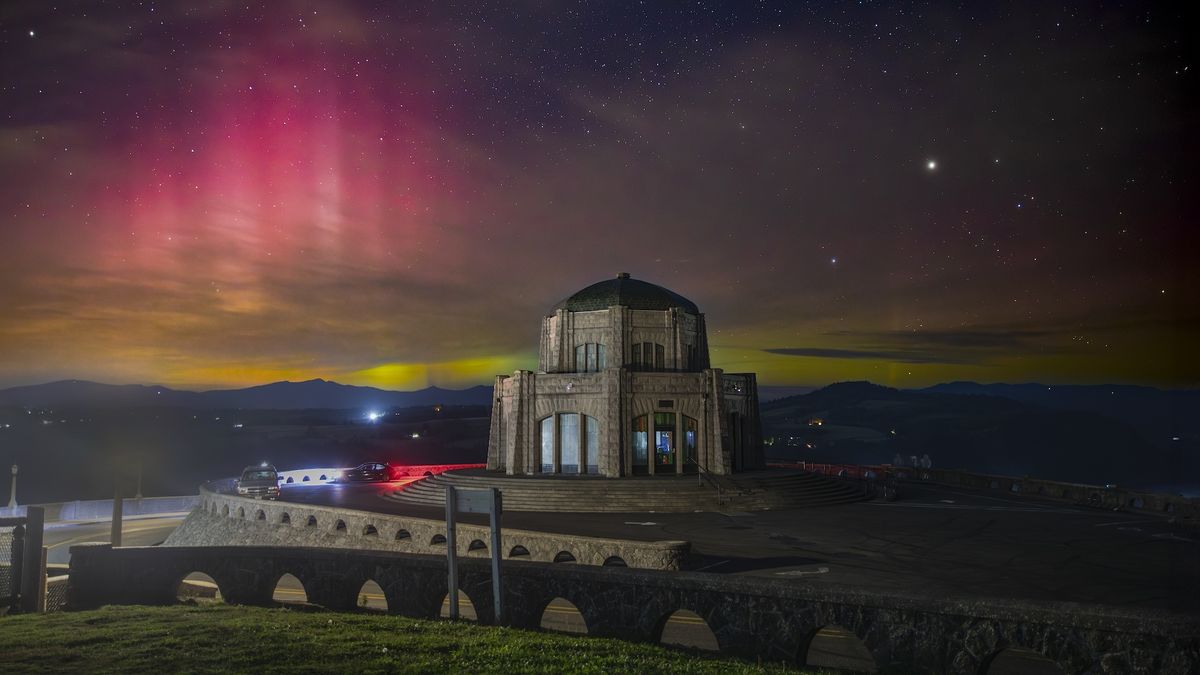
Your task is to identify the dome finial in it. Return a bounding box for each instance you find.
[616,272,630,279]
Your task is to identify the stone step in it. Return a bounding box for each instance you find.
[384,469,866,512]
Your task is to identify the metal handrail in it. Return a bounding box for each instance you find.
[684,457,733,505]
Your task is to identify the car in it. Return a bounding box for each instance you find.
[236,464,280,499]
[340,462,393,482]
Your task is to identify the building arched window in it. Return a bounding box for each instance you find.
[539,413,600,474]
[630,342,665,371]
[574,343,605,372]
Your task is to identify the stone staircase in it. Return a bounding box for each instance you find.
[383,469,866,513]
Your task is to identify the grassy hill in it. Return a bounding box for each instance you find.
[0,605,798,674]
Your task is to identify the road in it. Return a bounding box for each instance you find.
[42,515,186,565]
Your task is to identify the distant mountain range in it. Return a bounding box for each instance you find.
[0,379,494,410]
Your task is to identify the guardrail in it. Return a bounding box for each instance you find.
[1,496,198,522]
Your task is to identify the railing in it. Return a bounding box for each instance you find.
[0,506,46,613]
[0,516,26,610]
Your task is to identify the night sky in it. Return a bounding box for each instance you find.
[1,2,1195,391]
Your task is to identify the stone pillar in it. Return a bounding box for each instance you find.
[487,377,503,471]
[601,367,623,477]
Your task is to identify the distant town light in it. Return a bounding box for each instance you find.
[366,411,382,422]
[411,432,420,439]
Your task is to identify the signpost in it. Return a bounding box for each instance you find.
[444,486,503,622]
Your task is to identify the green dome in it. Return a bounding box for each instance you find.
[553,273,699,314]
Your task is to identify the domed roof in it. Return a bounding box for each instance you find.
[552,273,700,314]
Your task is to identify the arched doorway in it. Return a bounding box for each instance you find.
[659,609,719,651]
[803,625,876,672]
[439,590,477,620]
[176,572,221,604]
[356,580,388,612]
[272,573,307,605]
[539,597,588,634]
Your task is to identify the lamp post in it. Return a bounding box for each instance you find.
[7,464,16,509]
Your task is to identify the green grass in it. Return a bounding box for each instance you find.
[0,605,807,674]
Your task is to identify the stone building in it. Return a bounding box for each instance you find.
[487,273,762,477]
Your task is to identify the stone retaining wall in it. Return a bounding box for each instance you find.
[168,486,689,570]
[67,543,1200,674]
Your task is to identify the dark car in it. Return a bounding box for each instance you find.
[340,462,393,482]
[236,464,280,499]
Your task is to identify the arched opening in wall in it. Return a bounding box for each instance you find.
[439,590,477,620]
[803,625,876,672]
[539,597,588,634]
[395,529,411,541]
[302,475,311,482]
[602,556,627,567]
[363,524,378,537]
[552,551,576,563]
[467,539,487,554]
[509,545,530,558]
[272,573,307,606]
[306,515,317,528]
[255,509,266,521]
[280,513,291,524]
[356,579,388,612]
[335,519,347,533]
[221,504,229,517]
[984,647,1065,675]
[659,609,719,652]
[319,474,328,481]
[423,471,433,477]
[430,534,446,545]
[176,572,222,604]
[237,507,245,519]
[285,476,294,484]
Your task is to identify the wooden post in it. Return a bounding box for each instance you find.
[19,505,44,613]
[489,488,503,623]
[36,546,47,613]
[110,492,123,547]
[445,485,458,620]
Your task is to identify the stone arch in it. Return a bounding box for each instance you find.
[285,476,294,483]
[237,507,245,519]
[221,504,229,517]
[255,509,266,521]
[319,474,328,481]
[467,539,487,553]
[395,528,411,541]
[302,475,311,482]
[552,551,577,563]
[272,572,307,605]
[981,647,1065,675]
[602,555,627,567]
[800,625,877,672]
[363,524,379,537]
[539,596,588,634]
[657,608,720,652]
[439,589,478,620]
[306,515,318,527]
[509,545,530,558]
[356,579,388,612]
[335,519,347,533]
[280,512,291,524]
[430,534,446,545]
[175,571,222,604]
[423,471,434,477]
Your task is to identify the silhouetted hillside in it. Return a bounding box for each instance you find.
[0,379,493,410]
